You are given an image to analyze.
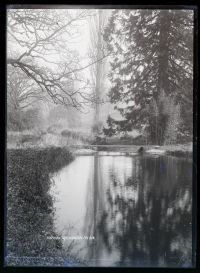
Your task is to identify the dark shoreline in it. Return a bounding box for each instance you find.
[70,144,193,158]
[6,147,77,266]
[6,143,193,159]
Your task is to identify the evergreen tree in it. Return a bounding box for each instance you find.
[164,102,181,145]
[103,9,193,143]
[146,89,181,144]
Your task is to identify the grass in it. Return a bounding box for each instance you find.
[70,143,193,158]
[7,128,93,149]
[6,147,86,266]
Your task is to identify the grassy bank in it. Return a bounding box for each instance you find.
[70,143,193,158]
[7,147,74,173]
[6,147,85,266]
[7,129,92,149]
[163,144,193,157]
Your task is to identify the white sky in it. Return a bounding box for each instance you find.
[7,8,113,129]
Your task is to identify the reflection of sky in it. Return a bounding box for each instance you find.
[50,156,93,235]
[50,154,193,267]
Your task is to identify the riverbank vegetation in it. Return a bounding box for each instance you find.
[6,147,85,266]
[6,7,194,267]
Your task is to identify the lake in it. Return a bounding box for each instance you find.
[50,153,193,267]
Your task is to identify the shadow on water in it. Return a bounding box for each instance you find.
[12,149,193,267]
[82,154,193,267]
[6,148,85,266]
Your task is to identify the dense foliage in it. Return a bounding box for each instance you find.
[103,9,193,144]
[6,148,79,266]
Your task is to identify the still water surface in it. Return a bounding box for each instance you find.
[51,153,193,267]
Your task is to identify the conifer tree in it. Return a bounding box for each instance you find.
[103,9,193,143]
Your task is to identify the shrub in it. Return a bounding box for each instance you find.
[6,147,74,266]
[7,108,40,132]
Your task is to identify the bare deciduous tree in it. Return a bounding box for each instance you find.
[7,9,108,110]
[7,66,50,111]
[89,10,109,135]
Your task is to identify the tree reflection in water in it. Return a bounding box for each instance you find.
[84,154,192,267]
[83,153,107,265]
